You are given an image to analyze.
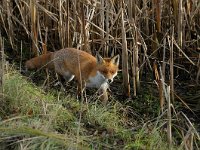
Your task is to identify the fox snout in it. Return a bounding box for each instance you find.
[104,75,115,84]
[98,71,115,84]
[107,78,113,84]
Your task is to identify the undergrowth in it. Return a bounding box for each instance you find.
[0,68,199,150]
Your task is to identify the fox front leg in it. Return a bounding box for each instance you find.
[77,81,87,102]
[98,82,109,105]
[99,90,108,105]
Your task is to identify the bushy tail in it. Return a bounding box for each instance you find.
[25,52,54,70]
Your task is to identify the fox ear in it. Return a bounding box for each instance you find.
[111,54,120,66]
[96,53,104,64]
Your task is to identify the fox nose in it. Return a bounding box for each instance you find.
[108,79,113,83]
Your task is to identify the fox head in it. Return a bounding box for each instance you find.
[96,53,120,84]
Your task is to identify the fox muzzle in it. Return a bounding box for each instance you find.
[107,79,113,84]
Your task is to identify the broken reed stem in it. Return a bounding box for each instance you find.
[158,61,172,146]
[158,60,173,148]
[153,61,162,111]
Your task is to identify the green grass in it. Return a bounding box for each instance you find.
[0,68,198,149]
[1,69,130,149]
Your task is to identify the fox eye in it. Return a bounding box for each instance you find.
[110,70,115,74]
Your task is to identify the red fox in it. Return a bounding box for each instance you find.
[25,48,120,103]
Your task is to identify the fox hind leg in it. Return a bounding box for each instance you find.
[54,72,74,91]
[61,71,75,82]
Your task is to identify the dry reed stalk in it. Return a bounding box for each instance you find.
[105,0,109,56]
[182,8,186,51]
[187,131,194,150]
[58,0,68,49]
[180,127,194,150]
[0,35,4,96]
[153,61,164,112]
[196,54,200,84]
[169,29,174,102]
[66,0,70,47]
[178,0,183,52]
[143,0,149,36]
[100,0,105,53]
[162,38,166,81]
[160,68,172,146]
[15,0,26,27]
[30,0,38,56]
[20,41,23,73]
[6,0,14,49]
[121,1,130,97]
[127,0,133,21]
[127,0,137,96]
[130,1,140,94]
[43,28,48,54]
[0,7,9,40]
[0,34,5,115]
[58,0,65,48]
[130,42,136,96]
[181,112,200,140]
[180,112,200,150]
[158,61,172,146]
[166,86,172,147]
[71,0,82,49]
[97,6,122,53]
[173,40,195,65]
[44,0,48,28]
[171,0,178,28]
[137,29,152,71]
[153,0,161,32]
[81,2,86,51]
[83,0,97,53]
[37,18,42,53]
[44,28,50,87]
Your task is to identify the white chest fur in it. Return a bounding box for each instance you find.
[86,71,107,88]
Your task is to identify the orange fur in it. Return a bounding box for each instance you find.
[25,52,54,70]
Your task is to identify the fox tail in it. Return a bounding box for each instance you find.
[25,52,54,70]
